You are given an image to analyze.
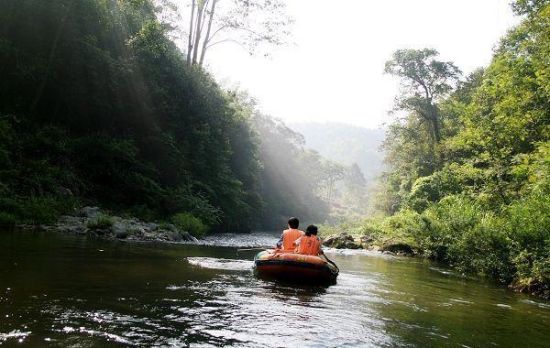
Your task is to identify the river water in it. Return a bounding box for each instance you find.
[1,230,549,347]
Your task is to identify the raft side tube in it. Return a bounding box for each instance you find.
[254,250,338,285]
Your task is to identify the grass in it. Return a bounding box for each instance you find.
[87,214,114,230]
[172,212,208,238]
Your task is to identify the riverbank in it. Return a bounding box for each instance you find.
[321,208,550,301]
[21,206,199,244]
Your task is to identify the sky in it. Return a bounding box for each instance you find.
[202,0,519,129]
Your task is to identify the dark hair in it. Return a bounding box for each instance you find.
[288,217,299,229]
[305,225,318,236]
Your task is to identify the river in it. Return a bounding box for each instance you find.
[1,230,549,347]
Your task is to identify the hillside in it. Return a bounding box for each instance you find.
[291,122,386,182]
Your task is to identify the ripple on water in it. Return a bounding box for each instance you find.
[162,272,396,347]
[187,257,254,271]
[198,232,278,248]
[520,299,550,309]
[449,298,474,305]
[0,330,31,344]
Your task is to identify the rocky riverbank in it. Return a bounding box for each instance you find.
[322,232,415,256]
[34,207,199,243]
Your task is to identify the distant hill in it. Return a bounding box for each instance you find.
[291,122,386,182]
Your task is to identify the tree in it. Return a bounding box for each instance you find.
[320,161,345,207]
[512,0,550,15]
[183,0,292,66]
[342,163,368,208]
[385,49,461,144]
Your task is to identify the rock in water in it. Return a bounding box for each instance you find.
[380,242,414,255]
[323,233,361,249]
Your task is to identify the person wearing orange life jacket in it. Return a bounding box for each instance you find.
[275,217,304,251]
[295,225,323,256]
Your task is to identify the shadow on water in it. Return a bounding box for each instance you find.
[1,230,549,347]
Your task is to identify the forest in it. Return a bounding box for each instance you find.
[345,0,549,297]
[0,0,340,233]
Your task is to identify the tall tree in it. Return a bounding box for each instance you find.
[385,49,461,144]
[320,161,345,207]
[183,0,292,66]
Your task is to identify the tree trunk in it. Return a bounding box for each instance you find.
[199,0,217,67]
[186,0,196,66]
[429,105,441,143]
[191,1,204,65]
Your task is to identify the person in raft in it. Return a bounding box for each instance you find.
[275,217,304,251]
[294,224,323,256]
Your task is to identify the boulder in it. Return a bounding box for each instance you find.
[164,230,182,242]
[380,242,414,255]
[112,221,130,239]
[79,206,101,219]
[323,233,362,249]
[114,229,128,239]
[358,234,375,248]
[51,206,199,244]
[93,228,111,236]
[180,231,199,243]
[369,245,382,252]
[56,215,88,235]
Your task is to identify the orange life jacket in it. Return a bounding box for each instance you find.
[282,228,304,251]
[296,235,321,255]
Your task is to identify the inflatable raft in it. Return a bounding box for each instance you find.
[254,250,339,285]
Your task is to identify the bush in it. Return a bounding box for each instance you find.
[0,195,77,225]
[172,212,208,238]
[20,197,63,224]
[506,189,550,290]
[0,211,16,227]
[87,214,114,230]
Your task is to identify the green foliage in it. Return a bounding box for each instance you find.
[172,212,208,238]
[87,214,114,230]
[0,195,77,225]
[371,3,550,296]
[512,0,550,15]
[506,188,550,289]
[20,197,70,224]
[0,0,274,231]
[0,212,16,227]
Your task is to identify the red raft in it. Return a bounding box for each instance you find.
[254,250,339,285]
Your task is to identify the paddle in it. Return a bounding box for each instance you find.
[236,247,267,252]
[321,253,340,273]
[237,247,266,254]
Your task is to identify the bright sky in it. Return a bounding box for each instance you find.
[204,0,519,129]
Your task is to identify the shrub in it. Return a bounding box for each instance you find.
[87,214,114,230]
[415,195,481,261]
[20,196,75,224]
[172,212,208,238]
[507,189,550,289]
[0,211,16,227]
